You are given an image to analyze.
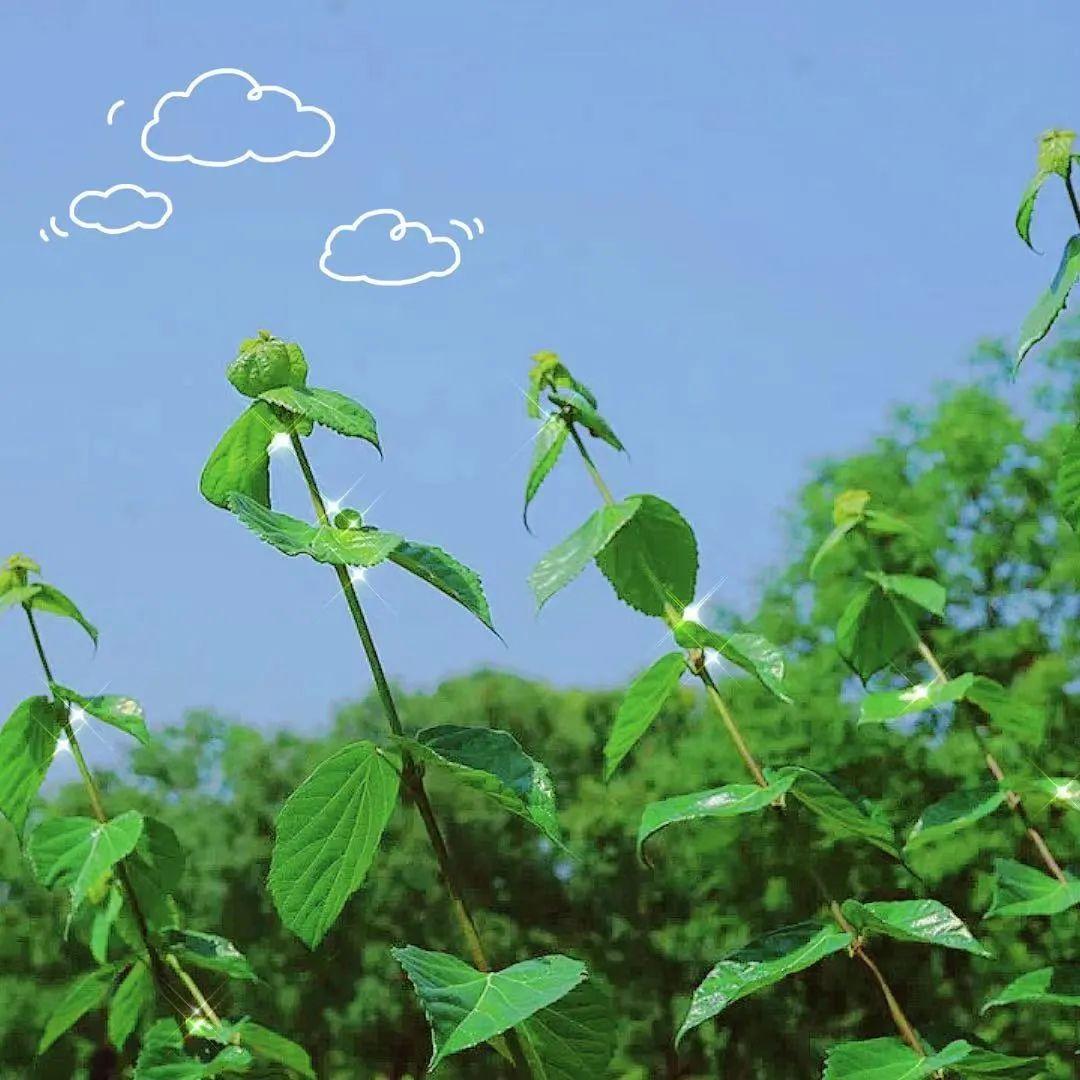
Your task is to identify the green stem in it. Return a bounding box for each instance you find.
[288,433,532,1077]
[22,607,216,1029]
[1065,169,1080,231]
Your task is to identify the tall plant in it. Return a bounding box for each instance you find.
[519,353,1041,1076]
[199,331,613,1077]
[0,554,313,1076]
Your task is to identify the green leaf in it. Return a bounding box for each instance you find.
[963,676,1046,745]
[528,499,641,610]
[865,571,946,616]
[235,1021,315,1078]
[28,811,144,915]
[134,1018,253,1078]
[677,921,851,1044]
[108,960,153,1050]
[38,964,120,1053]
[810,518,860,577]
[823,1038,973,1080]
[158,928,257,982]
[858,672,976,726]
[595,494,698,617]
[1016,170,1050,251]
[905,784,1008,851]
[835,584,912,683]
[637,774,794,864]
[766,766,901,859]
[524,418,569,529]
[392,945,586,1071]
[137,817,187,893]
[840,898,992,957]
[0,582,41,614]
[30,584,99,646]
[0,696,64,834]
[397,725,561,846]
[1017,234,1080,368]
[51,683,150,746]
[1055,422,1080,531]
[957,1047,1044,1077]
[985,857,1080,918]
[259,385,380,450]
[603,651,686,779]
[389,540,497,634]
[982,966,1080,1012]
[227,493,403,567]
[199,401,283,510]
[270,740,400,948]
[550,390,624,452]
[91,885,124,964]
[517,980,617,1080]
[674,622,792,703]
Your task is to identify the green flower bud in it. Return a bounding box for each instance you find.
[1037,129,1076,178]
[226,332,309,398]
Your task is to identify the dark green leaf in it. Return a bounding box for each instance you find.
[398,725,561,845]
[158,928,257,982]
[595,494,698,617]
[260,385,380,450]
[90,885,124,964]
[199,401,283,510]
[835,584,912,683]
[529,500,641,610]
[518,980,617,1080]
[392,945,586,1070]
[677,922,851,1044]
[389,540,497,634]
[30,584,98,646]
[985,858,1080,918]
[0,696,64,834]
[38,965,120,1053]
[51,683,150,746]
[235,1021,315,1078]
[108,960,153,1050]
[228,493,403,567]
[637,774,794,864]
[28,811,144,915]
[550,390,624,452]
[603,651,686,779]
[134,1018,253,1078]
[270,740,400,948]
[864,571,946,616]
[137,817,187,893]
[823,1038,972,1080]
[905,784,1007,851]
[957,1047,1043,1077]
[767,766,901,859]
[1055,423,1080,531]
[858,673,976,726]
[840,898,992,957]
[674,622,792,703]
[524,418,570,529]
[1016,170,1050,251]
[982,966,1080,1012]
[1017,234,1080,368]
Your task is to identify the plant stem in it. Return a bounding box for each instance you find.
[1065,169,1080,231]
[22,607,217,1028]
[288,433,532,1076]
[894,608,1068,885]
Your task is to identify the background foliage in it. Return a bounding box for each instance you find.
[4,333,1079,1078]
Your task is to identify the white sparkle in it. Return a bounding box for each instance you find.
[704,648,722,667]
[69,705,88,730]
[324,497,343,516]
[268,432,292,453]
[55,737,70,756]
[682,602,703,624]
[1054,783,1076,801]
[899,683,931,703]
[349,567,366,584]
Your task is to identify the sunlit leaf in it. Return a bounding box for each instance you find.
[108,960,153,1050]
[1017,234,1080,368]
[964,676,1046,745]
[524,417,570,529]
[0,696,64,835]
[985,858,1080,918]
[864,571,946,616]
[674,622,792,703]
[1055,422,1080,531]
[810,518,860,577]
[603,651,686,779]
[905,784,1007,851]
[389,540,497,634]
[158,928,257,982]
[823,1038,973,1080]
[260,385,380,450]
[29,585,99,647]
[858,673,976,726]
[550,390,624,452]
[236,1021,315,1078]
[134,1018,253,1078]
[840,898,992,957]
[199,401,284,510]
[517,980,616,1080]
[982,966,1080,1013]
[51,683,149,746]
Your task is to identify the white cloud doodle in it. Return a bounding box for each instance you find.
[68,183,173,235]
[319,209,464,286]
[141,67,335,167]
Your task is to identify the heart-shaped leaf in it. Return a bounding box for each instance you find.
[0,696,65,834]
[835,585,912,683]
[51,683,149,746]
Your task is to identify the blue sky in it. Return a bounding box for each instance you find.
[3,2,1080,752]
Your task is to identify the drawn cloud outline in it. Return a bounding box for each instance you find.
[319,209,463,286]
[68,183,173,235]
[141,67,336,168]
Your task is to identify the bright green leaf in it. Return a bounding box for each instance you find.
[637,774,794,864]
[677,922,851,1044]
[38,964,120,1053]
[158,928,257,982]
[823,1037,972,1080]
[28,811,144,915]
[235,1020,315,1078]
[1016,170,1050,251]
[835,584,912,683]
[524,418,569,530]
[985,857,1080,918]
[865,571,946,616]
[1055,422,1080,531]
[30,584,98,647]
[199,401,283,510]
[0,582,41,614]
[858,672,976,726]
[766,766,901,859]
[1017,234,1080,368]
[595,494,698,617]
[270,740,400,948]
[389,540,497,634]
[108,960,153,1050]
[957,1047,1043,1077]
[0,695,64,834]
[397,725,561,846]
[134,1018,253,1078]
[674,622,792,703]
[90,885,124,964]
[517,979,617,1080]
[51,683,150,746]
[259,385,380,450]
[982,966,1080,1012]
[905,784,1007,851]
[392,945,586,1070]
[810,518,860,577]
[840,898,992,957]
[964,676,1046,745]
[529,500,641,610]
[228,493,403,567]
[603,651,686,779]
